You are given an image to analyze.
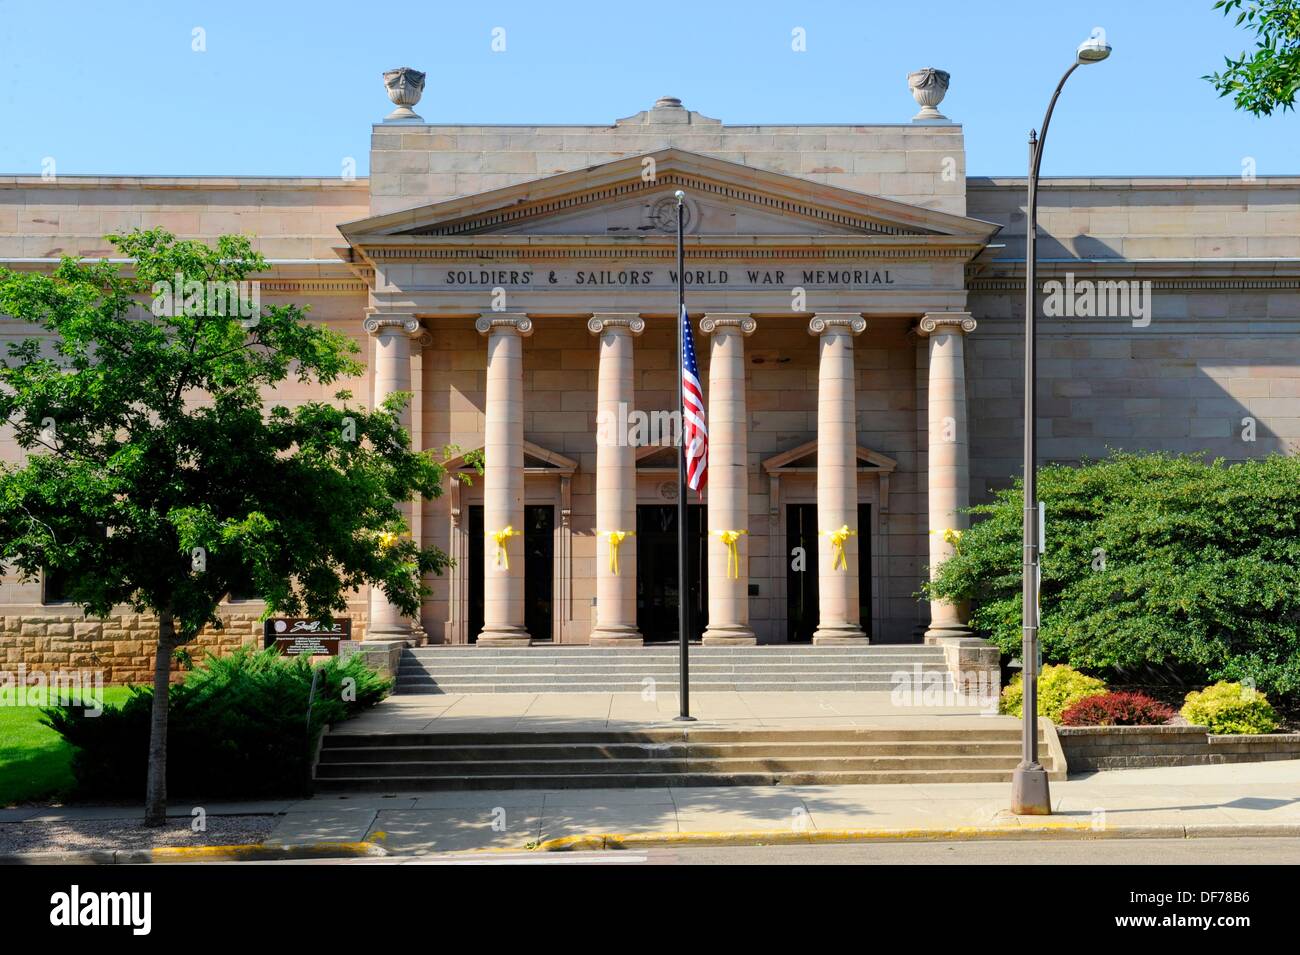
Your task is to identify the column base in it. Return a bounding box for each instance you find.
[701,626,757,646]
[368,624,426,647]
[589,626,644,647]
[923,623,973,641]
[812,625,869,645]
[476,626,532,647]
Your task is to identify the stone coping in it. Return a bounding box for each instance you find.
[0,175,369,188]
[1057,725,1300,741]
[969,175,1300,189]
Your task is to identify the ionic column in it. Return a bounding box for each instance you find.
[364,313,427,641]
[919,313,976,640]
[589,313,645,647]
[476,313,533,647]
[809,313,869,645]
[700,314,757,645]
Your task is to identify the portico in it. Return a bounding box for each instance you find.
[338,146,1000,650]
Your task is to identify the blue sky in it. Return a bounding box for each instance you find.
[0,0,1295,177]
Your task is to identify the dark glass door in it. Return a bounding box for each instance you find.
[635,503,707,643]
[523,505,554,642]
[466,504,554,643]
[786,502,872,642]
[786,503,818,643]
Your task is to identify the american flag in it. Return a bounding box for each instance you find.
[680,304,708,494]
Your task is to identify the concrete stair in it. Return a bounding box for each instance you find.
[395,645,951,694]
[314,726,1065,791]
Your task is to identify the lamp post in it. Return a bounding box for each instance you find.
[1011,29,1111,816]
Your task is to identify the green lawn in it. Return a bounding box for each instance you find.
[0,686,134,805]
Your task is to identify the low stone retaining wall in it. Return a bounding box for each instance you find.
[1,608,372,684]
[1058,724,1300,771]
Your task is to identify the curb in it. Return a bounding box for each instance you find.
[0,841,388,865]
[533,822,1300,852]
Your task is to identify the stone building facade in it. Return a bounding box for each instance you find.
[1,77,1297,682]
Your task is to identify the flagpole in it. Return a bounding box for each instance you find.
[673,189,695,722]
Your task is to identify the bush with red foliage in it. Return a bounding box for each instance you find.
[1058,692,1175,727]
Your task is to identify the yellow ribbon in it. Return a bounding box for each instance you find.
[715,529,747,579]
[377,531,398,550]
[822,525,855,571]
[601,530,633,575]
[930,527,963,549]
[488,526,520,569]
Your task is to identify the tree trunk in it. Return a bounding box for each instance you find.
[143,610,176,827]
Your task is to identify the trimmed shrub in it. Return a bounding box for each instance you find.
[1180,681,1280,735]
[1000,664,1108,722]
[42,646,391,799]
[1059,691,1175,726]
[925,452,1300,698]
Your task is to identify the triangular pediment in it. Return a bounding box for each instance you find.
[447,440,577,475]
[339,149,999,244]
[635,443,679,469]
[762,440,897,474]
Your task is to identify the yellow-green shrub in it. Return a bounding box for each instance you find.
[1180,682,1279,735]
[1000,664,1107,723]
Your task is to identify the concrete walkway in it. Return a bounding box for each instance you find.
[333,690,998,735]
[6,760,1298,857]
[262,759,1300,854]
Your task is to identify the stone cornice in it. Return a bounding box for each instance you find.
[969,258,1300,291]
[258,278,368,295]
[351,234,989,267]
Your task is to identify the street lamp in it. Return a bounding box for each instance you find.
[1011,29,1111,816]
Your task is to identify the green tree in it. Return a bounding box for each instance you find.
[1206,0,1300,115]
[924,453,1300,697]
[0,230,450,825]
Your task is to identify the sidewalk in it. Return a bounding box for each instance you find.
[275,758,1300,853]
[332,690,997,735]
[5,759,1298,858]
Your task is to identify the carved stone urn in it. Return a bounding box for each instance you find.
[383,67,426,122]
[907,67,950,121]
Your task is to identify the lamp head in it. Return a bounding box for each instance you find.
[674,189,686,204]
[1077,28,1111,63]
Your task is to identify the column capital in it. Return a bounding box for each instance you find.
[700,313,756,336]
[587,313,645,336]
[808,313,867,337]
[476,313,534,337]
[918,312,977,336]
[363,312,423,338]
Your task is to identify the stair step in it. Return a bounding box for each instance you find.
[316,754,1035,778]
[393,683,933,695]
[318,741,1028,762]
[313,768,1040,792]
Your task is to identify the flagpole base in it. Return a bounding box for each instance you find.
[673,715,697,722]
